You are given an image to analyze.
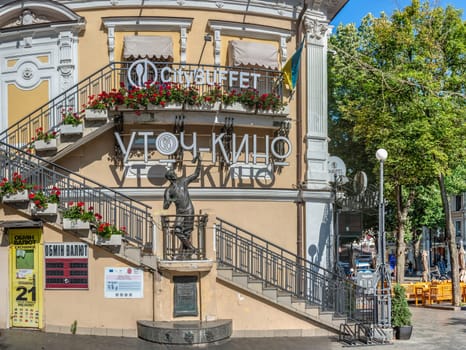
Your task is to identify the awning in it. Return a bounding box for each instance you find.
[123,36,173,60]
[228,40,278,70]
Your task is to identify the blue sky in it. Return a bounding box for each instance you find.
[331,0,465,26]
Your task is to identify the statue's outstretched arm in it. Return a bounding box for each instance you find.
[186,153,201,184]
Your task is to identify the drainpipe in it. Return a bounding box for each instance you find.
[296,1,308,260]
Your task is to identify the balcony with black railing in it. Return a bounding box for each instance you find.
[0,60,288,151]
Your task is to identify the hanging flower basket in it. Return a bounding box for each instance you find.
[31,203,58,216]
[85,109,108,120]
[34,139,58,152]
[60,124,83,135]
[2,190,29,203]
[221,102,255,114]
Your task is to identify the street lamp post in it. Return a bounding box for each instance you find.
[375,148,391,329]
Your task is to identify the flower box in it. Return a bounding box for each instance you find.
[85,109,108,120]
[2,190,29,203]
[147,102,183,111]
[221,102,255,114]
[95,234,122,246]
[62,218,90,231]
[60,124,83,135]
[34,139,57,152]
[184,101,221,112]
[256,105,289,116]
[31,203,58,216]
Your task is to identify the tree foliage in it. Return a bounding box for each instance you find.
[329,0,466,288]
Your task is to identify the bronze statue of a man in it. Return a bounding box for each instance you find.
[163,155,201,251]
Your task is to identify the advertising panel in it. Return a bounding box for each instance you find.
[9,228,43,328]
[104,267,143,298]
[44,243,89,289]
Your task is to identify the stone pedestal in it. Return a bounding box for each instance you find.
[137,319,232,345]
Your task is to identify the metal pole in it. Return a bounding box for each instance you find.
[376,148,391,329]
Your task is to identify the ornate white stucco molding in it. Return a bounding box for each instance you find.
[207,20,291,66]
[102,17,193,63]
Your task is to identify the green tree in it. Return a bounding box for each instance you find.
[329,0,466,304]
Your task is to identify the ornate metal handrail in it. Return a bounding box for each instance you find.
[0,61,284,149]
[161,214,208,260]
[0,141,154,249]
[215,217,376,323]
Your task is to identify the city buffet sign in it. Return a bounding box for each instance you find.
[129,59,261,89]
[114,131,291,167]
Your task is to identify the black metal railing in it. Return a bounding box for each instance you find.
[0,141,154,249]
[161,214,208,260]
[0,61,284,150]
[215,218,376,323]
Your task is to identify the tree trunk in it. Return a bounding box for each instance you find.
[412,229,422,274]
[395,185,415,284]
[438,173,460,306]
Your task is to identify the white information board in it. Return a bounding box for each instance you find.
[104,267,143,298]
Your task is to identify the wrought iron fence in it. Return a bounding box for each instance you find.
[161,214,208,260]
[215,218,375,323]
[0,61,284,150]
[0,141,154,249]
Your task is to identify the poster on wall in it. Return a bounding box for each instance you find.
[9,228,43,328]
[104,267,143,298]
[44,243,89,289]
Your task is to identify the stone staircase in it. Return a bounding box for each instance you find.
[216,264,345,333]
[38,117,115,164]
[2,197,158,270]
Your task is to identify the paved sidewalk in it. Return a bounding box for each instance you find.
[1,306,466,349]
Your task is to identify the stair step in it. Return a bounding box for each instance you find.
[122,246,141,263]
[216,266,233,280]
[262,287,278,300]
[141,254,157,269]
[247,279,264,292]
[276,292,292,305]
[231,273,249,287]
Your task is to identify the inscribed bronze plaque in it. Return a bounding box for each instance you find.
[173,276,198,317]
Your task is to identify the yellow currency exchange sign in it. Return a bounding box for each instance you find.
[9,228,43,328]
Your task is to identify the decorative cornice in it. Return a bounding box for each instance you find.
[106,188,333,203]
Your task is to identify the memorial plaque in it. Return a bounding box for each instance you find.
[174,276,198,317]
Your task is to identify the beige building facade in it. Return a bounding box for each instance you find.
[0,0,352,342]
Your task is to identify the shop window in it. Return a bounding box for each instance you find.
[455,195,463,211]
[456,221,462,237]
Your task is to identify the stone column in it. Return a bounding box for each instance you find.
[303,15,331,190]
[303,14,333,270]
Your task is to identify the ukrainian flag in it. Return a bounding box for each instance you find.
[282,40,304,91]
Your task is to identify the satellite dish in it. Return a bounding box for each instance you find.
[328,156,347,177]
[353,171,368,194]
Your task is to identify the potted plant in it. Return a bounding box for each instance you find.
[84,92,113,120]
[60,108,84,135]
[221,88,256,113]
[31,127,58,152]
[29,186,60,216]
[255,92,288,115]
[147,82,184,110]
[391,283,413,340]
[186,84,222,111]
[95,221,126,245]
[0,173,32,202]
[62,201,97,231]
